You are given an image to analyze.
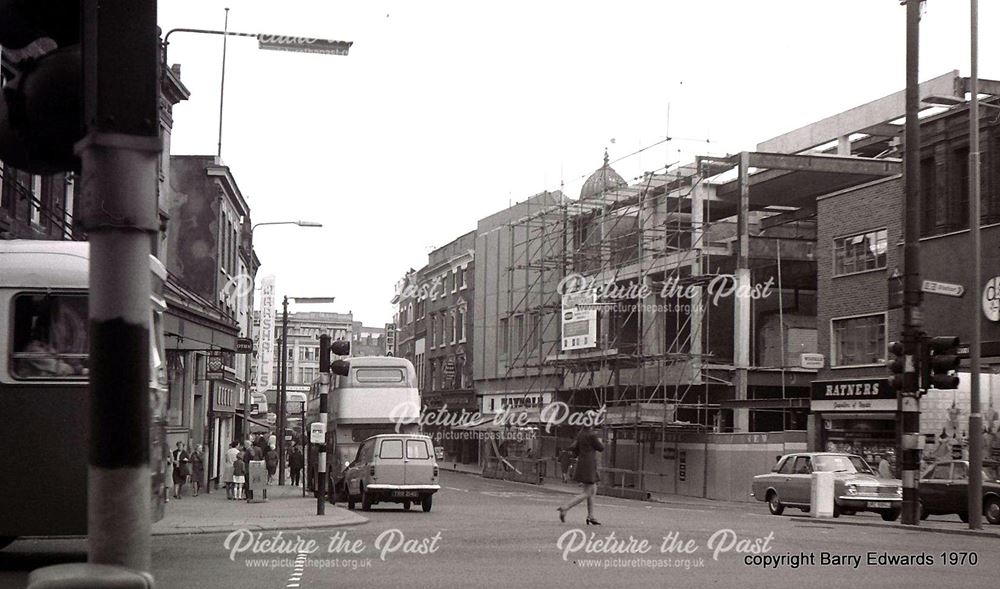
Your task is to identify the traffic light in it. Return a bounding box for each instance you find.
[887,340,906,392]
[330,340,350,376]
[0,0,83,173]
[922,335,960,391]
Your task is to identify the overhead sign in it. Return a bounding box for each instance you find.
[257,35,352,56]
[800,353,825,369]
[310,422,327,444]
[984,277,1000,322]
[236,337,253,354]
[256,275,277,393]
[562,290,597,351]
[922,280,965,298]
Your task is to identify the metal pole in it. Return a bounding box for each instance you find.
[217,7,229,159]
[968,0,984,530]
[79,0,160,572]
[318,334,331,514]
[899,0,924,526]
[279,296,289,485]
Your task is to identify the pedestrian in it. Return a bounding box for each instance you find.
[190,444,205,497]
[170,441,190,499]
[232,453,246,500]
[556,419,604,526]
[289,442,304,487]
[558,448,572,484]
[224,441,240,499]
[878,456,893,479]
[265,444,278,485]
[243,440,256,501]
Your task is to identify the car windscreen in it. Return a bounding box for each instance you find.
[813,455,874,475]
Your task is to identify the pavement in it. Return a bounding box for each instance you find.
[151,481,367,535]
[439,461,1000,538]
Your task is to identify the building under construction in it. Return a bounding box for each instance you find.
[472,96,906,500]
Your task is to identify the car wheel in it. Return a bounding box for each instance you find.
[0,537,15,550]
[984,497,1000,525]
[881,509,900,522]
[918,501,928,521]
[403,501,411,511]
[421,494,433,513]
[361,486,373,512]
[959,512,969,523]
[766,491,784,516]
[328,475,338,503]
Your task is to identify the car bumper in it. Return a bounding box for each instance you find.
[836,497,902,508]
[366,484,440,492]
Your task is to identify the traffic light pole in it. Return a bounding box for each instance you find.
[279,296,289,485]
[899,0,924,527]
[318,334,331,515]
[77,0,161,572]
[968,0,984,530]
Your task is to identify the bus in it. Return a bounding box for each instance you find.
[0,240,168,549]
[306,355,421,499]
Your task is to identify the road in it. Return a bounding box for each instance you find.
[1,471,997,588]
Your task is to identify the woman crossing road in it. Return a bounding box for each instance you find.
[556,420,604,526]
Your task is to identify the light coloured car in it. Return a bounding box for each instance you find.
[751,452,902,521]
[343,434,440,512]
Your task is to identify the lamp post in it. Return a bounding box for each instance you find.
[279,296,337,485]
[244,221,321,446]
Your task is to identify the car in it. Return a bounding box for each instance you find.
[751,452,902,521]
[918,460,1000,524]
[342,434,441,512]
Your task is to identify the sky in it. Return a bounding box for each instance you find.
[157,0,1000,327]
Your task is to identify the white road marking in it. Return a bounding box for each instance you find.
[445,486,469,492]
[284,551,309,589]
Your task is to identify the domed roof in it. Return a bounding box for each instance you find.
[580,150,626,200]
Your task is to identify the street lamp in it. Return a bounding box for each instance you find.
[279,295,337,486]
[242,221,322,446]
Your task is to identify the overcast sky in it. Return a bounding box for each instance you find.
[158,1,998,327]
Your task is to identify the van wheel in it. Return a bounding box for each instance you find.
[403,501,411,511]
[421,494,433,513]
[0,537,15,550]
[881,509,900,522]
[959,512,969,523]
[361,486,372,512]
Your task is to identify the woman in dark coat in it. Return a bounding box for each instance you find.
[171,441,190,499]
[190,444,205,497]
[265,445,279,484]
[556,422,604,525]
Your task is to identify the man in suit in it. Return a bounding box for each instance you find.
[556,418,605,525]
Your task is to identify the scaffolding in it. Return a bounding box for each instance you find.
[490,145,902,492]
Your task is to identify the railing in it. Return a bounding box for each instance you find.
[482,456,547,485]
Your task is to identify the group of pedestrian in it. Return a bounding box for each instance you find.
[167,441,204,500]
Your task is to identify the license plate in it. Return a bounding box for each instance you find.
[392,490,419,498]
[868,501,891,509]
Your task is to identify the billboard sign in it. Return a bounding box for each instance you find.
[256,275,277,394]
[561,290,597,351]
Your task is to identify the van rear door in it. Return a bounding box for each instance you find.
[404,438,435,485]
[376,438,406,485]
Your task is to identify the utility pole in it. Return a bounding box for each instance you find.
[967,0,984,530]
[279,295,289,485]
[899,0,924,526]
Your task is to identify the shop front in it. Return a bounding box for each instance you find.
[810,377,898,469]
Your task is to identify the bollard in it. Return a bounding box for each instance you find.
[810,471,835,518]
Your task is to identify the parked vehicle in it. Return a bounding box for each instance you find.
[342,434,440,512]
[751,452,902,521]
[918,460,1000,524]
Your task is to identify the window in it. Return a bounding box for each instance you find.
[379,439,403,459]
[355,368,404,383]
[456,308,466,342]
[832,314,886,367]
[30,175,42,226]
[438,314,446,345]
[833,229,887,276]
[513,315,524,356]
[429,315,436,347]
[792,456,812,474]
[448,312,455,344]
[499,317,509,357]
[11,293,89,379]
[527,313,538,353]
[458,266,467,289]
[924,463,952,480]
[406,439,430,459]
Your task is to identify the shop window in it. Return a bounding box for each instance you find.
[833,229,887,276]
[831,314,886,367]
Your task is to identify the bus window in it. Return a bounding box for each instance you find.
[10,293,88,379]
[354,367,404,384]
